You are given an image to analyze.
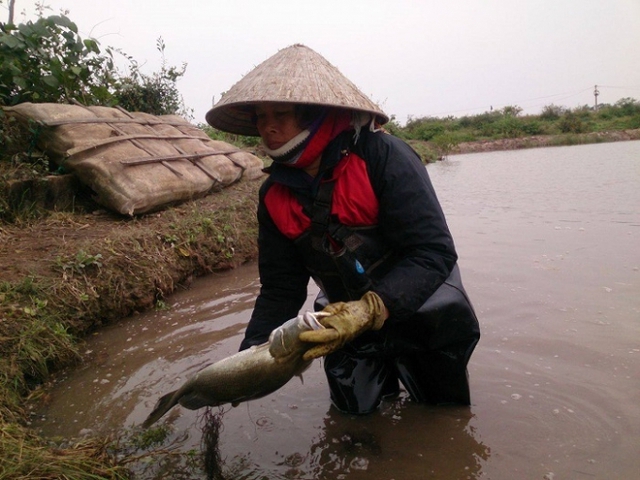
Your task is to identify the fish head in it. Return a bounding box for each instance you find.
[268,311,327,361]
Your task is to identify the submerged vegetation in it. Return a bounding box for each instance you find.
[1,7,640,479]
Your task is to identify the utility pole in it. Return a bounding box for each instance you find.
[594,84,599,110]
[8,0,16,24]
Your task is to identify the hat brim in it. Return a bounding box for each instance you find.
[206,101,388,137]
[205,44,389,136]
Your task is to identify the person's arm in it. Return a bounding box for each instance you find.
[239,189,310,350]
[364,132,458,321]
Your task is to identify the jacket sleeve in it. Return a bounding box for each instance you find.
[239,181,311,350]
[360,131,458,320]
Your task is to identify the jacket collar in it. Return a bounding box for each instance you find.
[266,130,354,192]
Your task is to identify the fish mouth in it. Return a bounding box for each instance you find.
[302,311,329,330]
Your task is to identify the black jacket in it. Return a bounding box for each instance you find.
[240,129,458,349]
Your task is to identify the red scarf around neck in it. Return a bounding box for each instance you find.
[292,110,353,169]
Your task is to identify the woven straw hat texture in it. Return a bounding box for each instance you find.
[205,44,388,136]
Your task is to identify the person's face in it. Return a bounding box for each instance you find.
[255,103,304,150]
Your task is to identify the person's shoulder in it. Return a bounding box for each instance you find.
[357,130,417,162]
[258,174,276,200]
[360,129,401,147]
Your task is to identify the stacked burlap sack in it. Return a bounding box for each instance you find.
[3,103,265,215]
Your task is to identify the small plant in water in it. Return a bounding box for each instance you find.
[113,424,204,479]
[155,299,169,311]
[129,424,171,450]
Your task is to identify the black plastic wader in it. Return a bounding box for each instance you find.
[318,265,479,414]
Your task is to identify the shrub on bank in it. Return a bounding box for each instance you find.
[400,98,640,153]
[0,15,116,107]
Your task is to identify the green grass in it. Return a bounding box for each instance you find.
[393,98,640,161]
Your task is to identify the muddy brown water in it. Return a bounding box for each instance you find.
[33,141,640,479]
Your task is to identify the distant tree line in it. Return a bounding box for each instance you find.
[384,99,640,146]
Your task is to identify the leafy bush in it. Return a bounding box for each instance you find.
[0,15,117,106]
[595,104,615,120]
[520,119,544,136]
[558,112,585,133]
[380,115,405,138]
[500,105,523,117]
[404,116,448,141]
[458,111,501,134]
[540,104,566,121]
[571,104,593,118]
[430,131,468,158]
[1,14,193,173]
[406,140,440,163]
[1,16,191,119]
[627,114,640,129]
[492,116,525,138]
[612,97,640,117]
[200,124,261,149]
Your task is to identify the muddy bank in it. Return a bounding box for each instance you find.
[0,179,261,303]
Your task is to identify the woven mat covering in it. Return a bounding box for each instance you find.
[4,103,264,215]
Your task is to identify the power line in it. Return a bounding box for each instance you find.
[513,87,593,103]
[597,85,640,90]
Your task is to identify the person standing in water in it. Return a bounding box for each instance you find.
[206,44,480,414]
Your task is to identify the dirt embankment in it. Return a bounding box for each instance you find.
[451,128,640,154]
[0,179,262,320]
[0,178,261,425]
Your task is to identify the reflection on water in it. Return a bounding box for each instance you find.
[304,402,488,480]
[34,141,640,479]
[197,393,489,480]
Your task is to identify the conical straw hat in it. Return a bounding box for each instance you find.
[205,44,388,136]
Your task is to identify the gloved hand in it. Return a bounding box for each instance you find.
[300,291,388,361]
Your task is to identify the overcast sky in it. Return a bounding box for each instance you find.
[7,0,640,125]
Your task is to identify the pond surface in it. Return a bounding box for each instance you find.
[34,141,640,479]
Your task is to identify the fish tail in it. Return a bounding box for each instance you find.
[141,389,180,428]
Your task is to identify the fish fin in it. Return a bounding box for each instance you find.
[179,392,217,410]
[294,360,313,384]
[141,389,179,429]
[298,360,313,375]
